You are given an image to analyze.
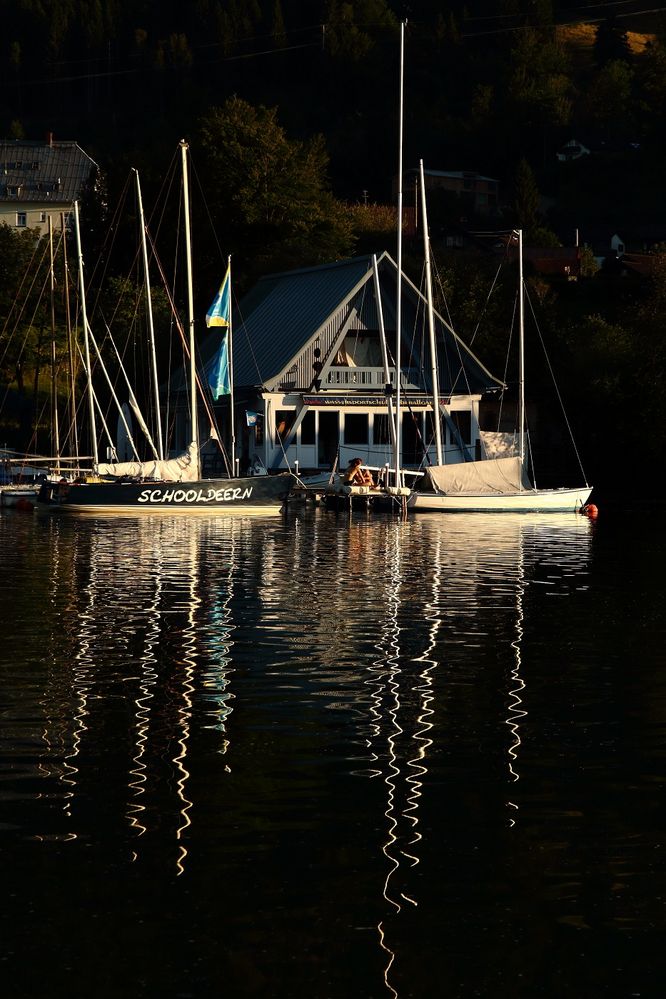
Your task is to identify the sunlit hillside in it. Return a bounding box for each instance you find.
[556,22,654,69]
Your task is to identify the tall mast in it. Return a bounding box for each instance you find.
[419,159,443,465]
[227,255,236,473]
[74,200,98,466]
[372,253,397,456]
[61,212,80,474]
[180,140,200,476]
[394,20,405,486]
[48,215,61,473]
[518,228,525,481]
[135,169,164,460]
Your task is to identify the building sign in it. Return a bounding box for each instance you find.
[301,395,450,408]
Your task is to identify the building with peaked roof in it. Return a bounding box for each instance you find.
[0,135,98,233]
[197,252,504,475]
[398,168,499,216]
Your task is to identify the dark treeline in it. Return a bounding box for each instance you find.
[2,0,666,490]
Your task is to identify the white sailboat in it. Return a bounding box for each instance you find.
[38,141,295,514]
[408,226,593,513]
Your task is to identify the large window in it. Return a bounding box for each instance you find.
[275,410,294,446]
[373,413,391,445]
[300,411,315,445]
[344,413,368,445]
[16,212,26,227]
[402,412,423,464]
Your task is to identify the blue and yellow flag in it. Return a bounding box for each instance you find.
[206,264,231,328]
[206,265,231,397]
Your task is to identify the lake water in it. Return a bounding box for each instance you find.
[1,502,664,998]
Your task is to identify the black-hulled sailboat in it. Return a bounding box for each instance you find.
[38,141,295,515]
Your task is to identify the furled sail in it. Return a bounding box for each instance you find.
[95,443,200,482]
[425,456,532,494]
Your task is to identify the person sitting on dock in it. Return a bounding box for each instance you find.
[343,457,374,487]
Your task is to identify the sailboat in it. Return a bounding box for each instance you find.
[408,225,593,513]
[37,141,295,515]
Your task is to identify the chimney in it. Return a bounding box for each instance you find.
[46,131,54,147]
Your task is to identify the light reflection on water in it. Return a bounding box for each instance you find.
[1,506,665,997]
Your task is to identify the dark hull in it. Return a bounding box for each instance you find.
[37,474,294,514]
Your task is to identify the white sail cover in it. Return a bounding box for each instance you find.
[96,443,200,482]
[425,456,533,494]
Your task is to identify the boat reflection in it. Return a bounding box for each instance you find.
[352,511,593,997]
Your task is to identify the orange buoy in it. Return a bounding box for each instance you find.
[581,503,598,519]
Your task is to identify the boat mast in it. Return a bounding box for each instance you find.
[228,255,236,474]
[61,212,80,475]
[48,216,61,474]
[372,253,397,457]
[394,20,405,487]
[419,159,443,465]
[180,140,200,477]
[518,228,525,483]
[74,200,98,466]
[135,169,164,461]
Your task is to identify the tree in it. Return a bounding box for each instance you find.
[583,60,634,138]
[324,0,396,63]
[594,16,632,67]
[197,97,355,281]
[512,158,540,234]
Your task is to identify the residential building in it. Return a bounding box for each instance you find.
[398,168,499,216]
[0,135,98,234]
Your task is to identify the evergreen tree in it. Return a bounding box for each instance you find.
[512,158,540,234]
[594,16,632,67]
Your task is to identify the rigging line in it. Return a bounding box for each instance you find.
[448,233,515,398]
[144,145,181,248]
[466,259,504,348]
[146,230,230,471]
[524,286,589,484]
[430,254,456,332]
[0,232,51,367]
[1,241,55,419]
[189,155,227,265]
[86,170,135,317]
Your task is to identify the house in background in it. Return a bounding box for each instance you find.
[197,253,504,476]
[0,135,98,233]
[398,168,500,217]
[556,139,591,162]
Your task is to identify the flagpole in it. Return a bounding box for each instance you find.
[228,255,236,474]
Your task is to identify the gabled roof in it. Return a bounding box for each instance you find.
[230,256,371,388]
[212,253,502,396]
[405,168,499,184]
[0,139,98,204]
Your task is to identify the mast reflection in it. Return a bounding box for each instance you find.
[38,516,242,873]
[359,512,593,997]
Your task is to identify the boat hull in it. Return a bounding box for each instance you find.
[37,474,294,515]
[1,486,39,509]
[408,486,593,513]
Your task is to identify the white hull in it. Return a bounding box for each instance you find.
[408,485,593,513]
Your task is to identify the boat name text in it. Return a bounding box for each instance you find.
[138,486,254,504]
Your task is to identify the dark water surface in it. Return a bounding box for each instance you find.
[1,504,664,998]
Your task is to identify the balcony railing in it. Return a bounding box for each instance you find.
[323,366,420,389]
